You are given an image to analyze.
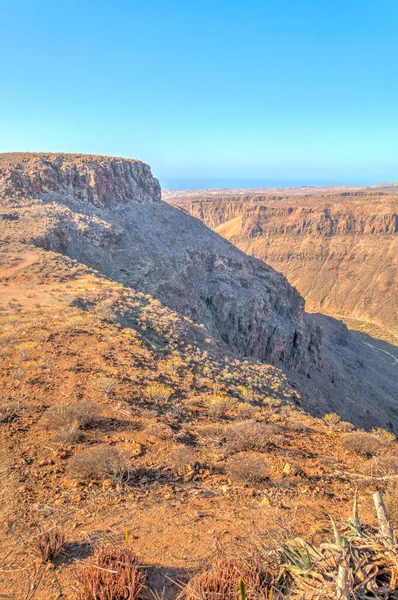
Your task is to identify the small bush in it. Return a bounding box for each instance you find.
[75,545,146,600]
[169,445,197,473]
[144,383,172,405]
[371,428,396,444]
[44,401,100,430]
[225,451,270,485]
[68,446,131,484]
[322,413,340,426]
[93,377,117,398]
[385,480,398,525]
[185,556,271,600]
[224,420,273,454]
[206,393,232,419]
[341,432,381,457]
[364,456,398,477]
[32,527,65,563]
[0,401,20,423]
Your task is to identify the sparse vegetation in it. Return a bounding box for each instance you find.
[341,432,381,456]
[75,546,146,600]
[184,557,273,600]
[144,383,173,405]
[225,451,270,485]
[68,446,131,484]
[0,401,20,423]
[32,527,65,563]
[322,412,340,426]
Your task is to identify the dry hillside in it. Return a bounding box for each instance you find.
[1,154,398,599]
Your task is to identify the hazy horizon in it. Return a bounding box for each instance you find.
[160,176,398,191]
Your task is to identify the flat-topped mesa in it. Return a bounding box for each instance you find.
[0,153,161,208]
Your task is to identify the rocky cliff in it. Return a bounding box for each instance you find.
[0,153,321,374]
[173,194,398,339]
[0,153,161,207]
[1,153,397,428]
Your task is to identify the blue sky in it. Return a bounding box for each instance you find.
[0,0,397,188]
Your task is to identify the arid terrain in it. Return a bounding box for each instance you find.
[1,154,398,599]
[167,188,397,344]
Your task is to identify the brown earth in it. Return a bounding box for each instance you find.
[0,154,397,599]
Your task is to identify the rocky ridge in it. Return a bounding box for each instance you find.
[170,193,398,339]
[0,153,397,428]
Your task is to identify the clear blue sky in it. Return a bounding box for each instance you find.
[1,0,397,188]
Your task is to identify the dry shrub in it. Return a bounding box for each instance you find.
[236,402,257,419]
[53,422,83,444]
[0,401,20,423]
[144,383,173,405]
[363,456,398,477]
[93,377,117,398]
[68,446,131,484]
[224,420,273,454]
[322,412,340,426]
[341,432,381,457]
[44,401,100,430]
[32,527,65,563]
[225,451,270,485]
[185,556,272,600]
[145,422,174,441]
[385,480,398,525]
[75,545,146,600]
[196,423,224,447]
[206,393,233,419]
[169,445,197,473]
[371,428,397,444]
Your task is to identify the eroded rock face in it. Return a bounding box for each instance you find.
[0,152,321,374]
[0,153,161,208]
[172,195,398,337]
[1,153,398,429]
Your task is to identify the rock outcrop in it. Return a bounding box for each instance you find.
[0,153,161,208]
[1,153,397,429]
[172,194,398,339]
[0,153,322,374]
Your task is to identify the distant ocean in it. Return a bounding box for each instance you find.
[160,177,377,191]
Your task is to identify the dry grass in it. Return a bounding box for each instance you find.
[385,480,398,526]
[169,445,198,473]
[75,545,146,600]
[184,556,274,600]
[223,420,273,454]
[68,445,131,484]
[43,401,100,428]
[144,383,173,405]
[32,527,65,563]
[0,400,20,423]
[225,451,270,485]
[43,401,100,443]
[341,432,381,456]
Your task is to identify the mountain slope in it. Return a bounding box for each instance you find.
[169,192,398,340]
[0,153,397,429]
